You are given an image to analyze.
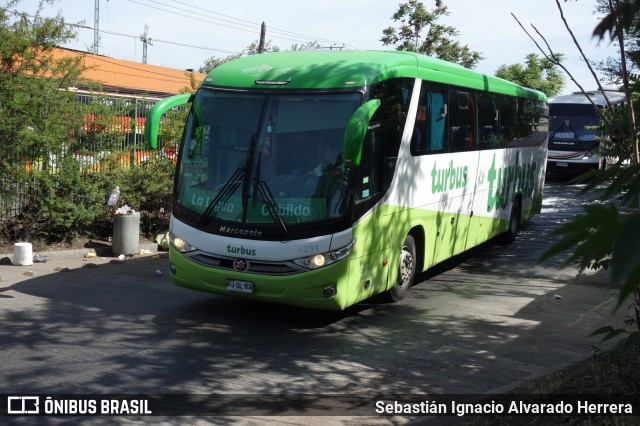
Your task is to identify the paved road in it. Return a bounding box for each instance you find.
[0,182,622,425]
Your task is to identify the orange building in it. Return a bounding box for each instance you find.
[52,47,206,97]
[44,48,208,172]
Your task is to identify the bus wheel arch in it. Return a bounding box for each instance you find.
[408,226,425,273]
[502,195,522,244]
[384,228,422,302]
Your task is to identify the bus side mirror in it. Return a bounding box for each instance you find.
[343,99,381,168]
[144,93,194,149]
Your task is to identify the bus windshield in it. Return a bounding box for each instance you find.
[549,103,600,147]
[175,89,361,230]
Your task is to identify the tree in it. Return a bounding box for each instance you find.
[594,0,640,87]
[513,0,639,165]
[380,0,483,68]
[290,41,322,51]
[495,53,565,96]
[0,1,81,161]
[199,40,280,74]
[199,54,241,74]
[0,1,95,240]
[0,1,141,243]
[536,0,640,351]
[593,0,640,40]
[593,0,640,167]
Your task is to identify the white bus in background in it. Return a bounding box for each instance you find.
[547,89,626,175]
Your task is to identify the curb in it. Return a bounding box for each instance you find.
[1,242,163,263]
[575,267,610,286]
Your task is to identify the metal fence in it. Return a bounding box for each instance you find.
[73,93,176,172]
[0,93,180,221]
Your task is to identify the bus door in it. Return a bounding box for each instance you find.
[467,91,500,248]
[429,88,479,261]
[344,81,415,305]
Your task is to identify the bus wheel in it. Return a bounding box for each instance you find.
[502,200,521,244]
[385,235,416,302]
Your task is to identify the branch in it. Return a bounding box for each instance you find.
[609,0,640,166]
[511,13,602,115]
[555,0,612,109]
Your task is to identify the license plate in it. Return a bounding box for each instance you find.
[226,279,254,293]
[557,162,568,167]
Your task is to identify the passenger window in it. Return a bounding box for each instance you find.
[411,83,448,155]
[448,90,476,152]
[499,95,518,144]
[478,92,498,149]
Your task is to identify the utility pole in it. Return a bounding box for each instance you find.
[140,23,153,64]
[93,0,99,54]
[258,22,266,53]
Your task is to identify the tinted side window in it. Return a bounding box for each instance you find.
[369,78,414,160]
[353,78,415,220]
[448,89,476,152]
[411,83,448,155]
[478,92,498,149]
[508,99,549,148]
[499,95,518,145]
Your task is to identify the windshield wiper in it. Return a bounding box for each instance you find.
[197,166,244,228]
[240,135,257,223]
[250,146,290,239]
[198,135,255,228]
[255,178,290,240]
[252,147,264,203]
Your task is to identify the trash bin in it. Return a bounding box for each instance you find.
[13,242,33,266]
[112,213,140,256]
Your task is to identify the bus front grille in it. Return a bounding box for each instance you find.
[189,253,302,275]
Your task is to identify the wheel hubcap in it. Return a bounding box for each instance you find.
[399,248,414,287]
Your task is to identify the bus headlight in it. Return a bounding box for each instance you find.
[582,150,595,159]
[170,232,198,253]
[293,239,356,270]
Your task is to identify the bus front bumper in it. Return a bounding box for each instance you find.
[168,246,352,311]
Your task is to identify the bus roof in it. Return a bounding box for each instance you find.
[549,90,625,107]
[202,50,546,101]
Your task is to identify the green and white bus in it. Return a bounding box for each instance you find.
[145,50,548,310]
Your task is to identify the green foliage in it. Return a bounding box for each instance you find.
[591,325,640,357]
[593,102,635,165]
[495,53,565,96]
[0,1,86,241]
[289,41,322,51]
[62,155,176,241]
[15,156,106,242]
[199,39,280,74]
[113,158,175,238]
[593,0,640,40]
[199,54,241,74]
[593,0,640,89]
[158,107,188,152]
[0,2,175,245]
[540,165,640,356]
[74,95,138,153]
[380,0,483,68]
[540,164,640,311]
[539,3,640,355]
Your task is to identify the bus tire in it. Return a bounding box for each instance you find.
[502,200,521,244]
[385,235,416,302]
